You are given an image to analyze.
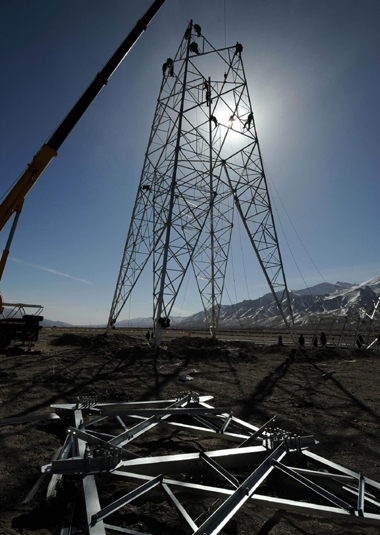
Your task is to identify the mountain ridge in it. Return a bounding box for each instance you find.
[5,276,378,329]
[115,276,380,329]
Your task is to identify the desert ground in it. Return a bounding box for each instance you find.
[1,327,380,534]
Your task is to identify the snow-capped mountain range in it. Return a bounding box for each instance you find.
[117,275,380,329]
[11,276,377,329]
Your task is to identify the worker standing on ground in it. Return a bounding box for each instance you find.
[320,332,327,348]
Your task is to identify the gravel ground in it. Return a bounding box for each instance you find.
[1,330,380,534]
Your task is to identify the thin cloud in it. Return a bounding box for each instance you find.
[171,305,195,317]
[9,257,94,285]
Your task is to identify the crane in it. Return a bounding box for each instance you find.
[0,0,167,349]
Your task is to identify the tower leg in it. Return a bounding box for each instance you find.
[109,25,296,345]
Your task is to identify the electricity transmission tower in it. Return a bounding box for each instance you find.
[108,21,295,347]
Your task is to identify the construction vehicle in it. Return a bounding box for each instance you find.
[0,0,166,350]
[0,305,44,350]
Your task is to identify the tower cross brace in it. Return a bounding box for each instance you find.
[108,21,295,347]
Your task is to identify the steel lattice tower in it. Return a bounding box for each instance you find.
[108,21,295,347]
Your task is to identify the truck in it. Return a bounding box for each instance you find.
[0,308,43,350]
[0,0,166,350]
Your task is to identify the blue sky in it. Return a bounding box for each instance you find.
[1,0,379,325]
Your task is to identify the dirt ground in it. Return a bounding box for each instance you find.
[1,329,380,534]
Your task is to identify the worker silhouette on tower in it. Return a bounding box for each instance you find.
[194,24,201,37]
[210,115,218,128]
[234,42,243,58]
[204,80,212,106]
[162,58,174,77]
[243,112,253,130]
[190,42,200,55]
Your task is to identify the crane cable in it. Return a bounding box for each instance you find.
[0,174,21,202]
[237,209,252,301]
[178,267,191,318]
[224,284,244,329]
[264,161,336,296]
[270,188,311,294]
[224,0,227,58]
[228,247,244,328]
[225,130,246,328]
[128,295,132,327]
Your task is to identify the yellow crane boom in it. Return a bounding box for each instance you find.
[0,0,166,281]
